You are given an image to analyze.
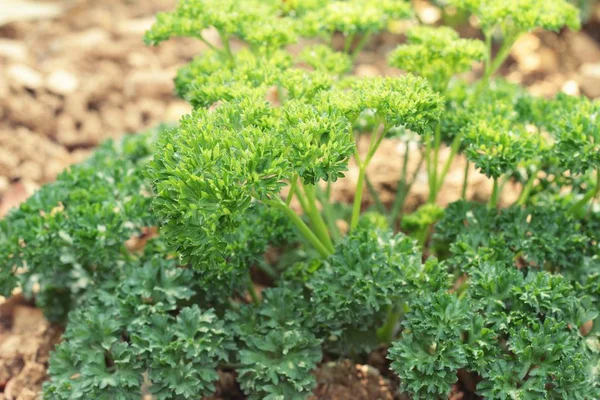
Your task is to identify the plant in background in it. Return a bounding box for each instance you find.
[0,128,162,322]
[0,0,598,399]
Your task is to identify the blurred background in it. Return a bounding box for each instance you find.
[1,0,600,215]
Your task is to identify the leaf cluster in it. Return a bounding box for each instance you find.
[0,127,163,322]
[389,261,599,399]
[448,0,580,35]
[389,26,487,91]
[9,0,600,398]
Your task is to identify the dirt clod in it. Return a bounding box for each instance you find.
[311,360,394,400]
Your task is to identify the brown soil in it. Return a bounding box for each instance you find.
[0,296,62,400]
[0,0,202,199]
[1,0,600,399]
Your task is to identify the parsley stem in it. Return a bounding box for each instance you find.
[314,184,341,242]
[461,161,470,199]
[351,164,367,232]
[293,179,311,214]
[479,31,519,90]
[246,271,260,305]
[427,124,442,203]
[351,124,387,231]
[218,31,235,66]
[424,131,433,196]
[303,184,335,253]
[488,35,517,78]
[365,174,387,214]
[350,31,373,61]
[325,180,332,201]
[483,30,493,76]
[265,198,332,258]
[489,178,500,208]
[390,148,424,227]
[344,33,356,54]
[198,33,219,53]
[377,304,402,344]
[390,142,412,225]
[516,173,536,206]
[435,132,463,195]
[416,225,429,247]
[286,175,297,207]
[568,170,600,216]
[293,181,334,251]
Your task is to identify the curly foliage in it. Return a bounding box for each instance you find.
[299,0,412,37]
[401,203,445,232]
[237,328,322,400]
[145,0,297,52]
[435,200,591,274]
[307,228,442,335]
[175,49,292,107]
[0,127,163,322]
[448,0,580,34]
[462,115,543,178]
[390,263,599,399]
[323,75,444,135]
[147,98,353,272]
[43,248,227,400]
[300,44,353,76]
[389,292,475,399]
[440,79,552,178]
[12,0,600,399]
[548,94,600,175]
[389,26,486,91]
[133,306,235,399]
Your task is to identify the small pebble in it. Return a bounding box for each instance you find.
[46,69,79,95]
[7,64,43,90]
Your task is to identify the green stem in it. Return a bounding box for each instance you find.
[293,180,311,215]
[256,260,277,280]
[416,225,429,248]
[350,31,373,61]
[488,36,517,77]
[516,174,535,206]
[569,170,600,216]
[246,272,260,305]
[344,33,356,54]
[325,181,332,201]
[377,305,402,344]
[198,34,219,52]
[304,184,335,253]
[489,178,500,209]
[351,124,387,231]
[478,31,519,90]
[389,142,412,226]
[265,199,332,258]
[424,131,433,197]
[499,175,510,194]
[365,175,387,214]
[351,165,367,231]
[286,176,297,207]
[314,184,341,242]
[218,362,244,370]
[461,161,470,200]
[390,152,425,227]
[427,124,442,204]
[366,129,387,164]
[435,132,463,194]
[483,31,493,75]
[218,31,235,65]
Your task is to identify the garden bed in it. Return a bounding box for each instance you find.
[1,0,600,399]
